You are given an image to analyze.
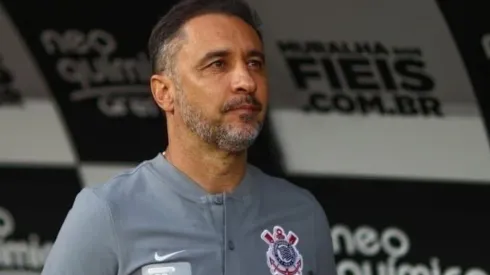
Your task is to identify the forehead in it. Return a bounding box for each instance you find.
[179,13,263,57]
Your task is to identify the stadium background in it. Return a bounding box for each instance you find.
[1,0,490,274]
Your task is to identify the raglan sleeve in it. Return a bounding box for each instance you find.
[41,188,119,275]
[311,195,338,275]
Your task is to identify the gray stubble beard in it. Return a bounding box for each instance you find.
[175,84,262,153]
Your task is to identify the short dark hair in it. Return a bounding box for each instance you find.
[148,0,263,75]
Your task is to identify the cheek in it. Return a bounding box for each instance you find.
[256,78,269,103]
[188,72,228,98]
[180,77,221,107]
[186,90,224,118]
[200,80,229,109]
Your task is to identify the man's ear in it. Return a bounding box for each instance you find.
[150,73,175,113]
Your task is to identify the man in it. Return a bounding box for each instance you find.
[41,0,338,274]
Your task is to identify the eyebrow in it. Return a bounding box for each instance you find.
[196,49,266,66]
[249,49,266,63]
[198,49,230,65]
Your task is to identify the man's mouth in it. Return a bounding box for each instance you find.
[231,104,261,112]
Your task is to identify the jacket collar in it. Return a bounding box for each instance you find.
[149,152,256,204]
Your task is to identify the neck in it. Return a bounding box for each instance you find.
[164,124,248,194]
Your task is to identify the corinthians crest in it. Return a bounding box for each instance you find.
[261,226,303,275]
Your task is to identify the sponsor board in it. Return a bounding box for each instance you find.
[37,26,167,162]
[39,28,158,119]
[332,224,488,275]
[0,167,81,274]
[246,0,490,181]
[0,2,76,165]
[0,0,179,163]
[294,176,490,275]
[277,40,442,117]
[0,206,52,275]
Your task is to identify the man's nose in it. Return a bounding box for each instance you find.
[230,65,257,94]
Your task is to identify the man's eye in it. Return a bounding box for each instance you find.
[248,60,263,68]
[210,60,225,68]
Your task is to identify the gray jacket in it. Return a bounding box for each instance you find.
[42,153,337,275]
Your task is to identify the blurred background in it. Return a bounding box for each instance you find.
[1,0,490,274]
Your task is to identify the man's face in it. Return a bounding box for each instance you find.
[171,13,268,153]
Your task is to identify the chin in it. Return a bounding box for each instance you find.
[234,123,262,136]
[217,135,259,153]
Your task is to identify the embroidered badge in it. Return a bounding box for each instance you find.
[261,225,303,275]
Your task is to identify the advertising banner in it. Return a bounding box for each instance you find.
[246,0,490,182]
